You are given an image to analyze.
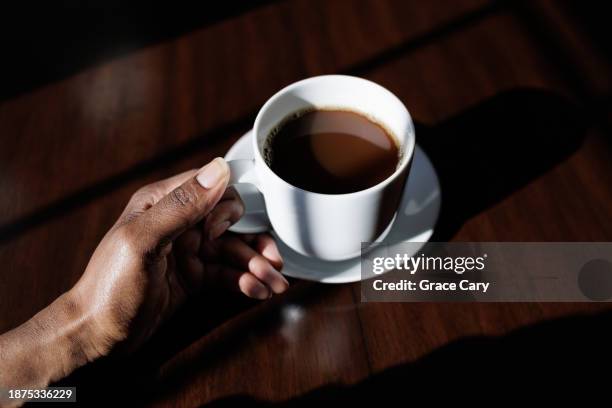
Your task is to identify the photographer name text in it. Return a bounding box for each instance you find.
[369,253,491,293]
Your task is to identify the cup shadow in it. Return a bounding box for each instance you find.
[396,87,586,243]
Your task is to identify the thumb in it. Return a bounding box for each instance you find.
[131,158,230,253]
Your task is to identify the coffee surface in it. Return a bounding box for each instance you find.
[265,109,400,194]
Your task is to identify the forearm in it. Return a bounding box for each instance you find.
[0,290,101,393]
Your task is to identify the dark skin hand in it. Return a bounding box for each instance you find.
[0,158,288,407]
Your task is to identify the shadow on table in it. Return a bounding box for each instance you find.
[420,87,586,241]
[0,1,277,102]
[202,307,612,406]
[57,87,590,403]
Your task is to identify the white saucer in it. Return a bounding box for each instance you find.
[225,130,441,283]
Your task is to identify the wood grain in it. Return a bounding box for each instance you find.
[0,0,611,406]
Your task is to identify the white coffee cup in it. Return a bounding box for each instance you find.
[227,75,415,261]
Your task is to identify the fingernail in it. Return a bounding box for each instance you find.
[275,276,290,294]
[253,284,270,300]
[269,267,290,294]
[209,221,231,240]
[196,158,228,189]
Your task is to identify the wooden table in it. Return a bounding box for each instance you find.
[1,1,611,405]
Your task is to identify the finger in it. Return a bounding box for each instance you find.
[240,234,256,244]
[122,169,198,218]
[175,253,206,296]
[130,158,230,254]
[175,227,202,255]
[237,272,271,300]
[219,236,289,294]
[204,188,244,240]
[208,264,270,300]
[154,169,200,195]
[253,234,284,271]
[173,228,206,292]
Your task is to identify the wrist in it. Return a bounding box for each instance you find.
[0,290,104,390]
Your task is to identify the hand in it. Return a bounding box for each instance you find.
[0,158,288,400]
[73,157,289,354]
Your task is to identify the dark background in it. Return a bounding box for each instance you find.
[0,0,611,405]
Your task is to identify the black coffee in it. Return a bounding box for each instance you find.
[265,109,400,194]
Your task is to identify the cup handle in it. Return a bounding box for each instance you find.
[226,159,271,233]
